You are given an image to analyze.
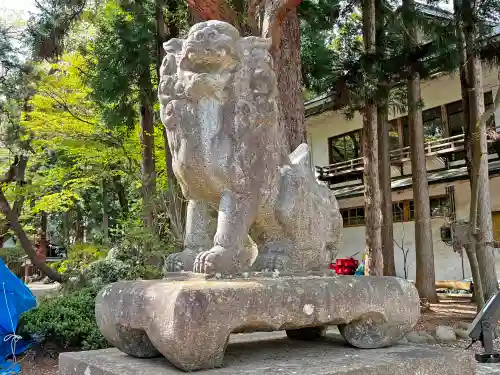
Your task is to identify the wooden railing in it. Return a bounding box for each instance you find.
[316,134,493,179]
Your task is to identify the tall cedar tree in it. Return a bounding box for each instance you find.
[361,0,383,276]
[461,0,499,301]
[88,0,158,228]
[402,0,438,302]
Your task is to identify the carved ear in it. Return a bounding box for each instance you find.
[163,39,184,55]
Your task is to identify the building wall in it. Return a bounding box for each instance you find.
[334,177,500,281]
[306,66,500,169]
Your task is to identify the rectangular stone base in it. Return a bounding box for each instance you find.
[59,332,476,375]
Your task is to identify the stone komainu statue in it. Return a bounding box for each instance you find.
[158,20,342,274]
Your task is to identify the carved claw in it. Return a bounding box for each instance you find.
[193,245,252,274]
[193,245,231,274]
[164,249,199,273]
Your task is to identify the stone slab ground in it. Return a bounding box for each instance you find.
[59,332,478,375]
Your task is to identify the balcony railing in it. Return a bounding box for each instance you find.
[316,133,495,181]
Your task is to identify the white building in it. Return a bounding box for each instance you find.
[305,64,500,281]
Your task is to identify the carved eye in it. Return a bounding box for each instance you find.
[195,31,204,41]
[207,30,217,40]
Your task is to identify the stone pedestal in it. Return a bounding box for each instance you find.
[95,273,420,371]
[59,331,477,375]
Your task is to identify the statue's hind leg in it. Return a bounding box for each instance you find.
[254,204,333,273]
[250,216,295,272]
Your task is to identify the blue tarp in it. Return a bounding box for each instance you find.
[0,258,36,374]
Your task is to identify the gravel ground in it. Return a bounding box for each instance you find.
[13,349,59,375]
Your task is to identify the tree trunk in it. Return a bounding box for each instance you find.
[38,211,48,261]
[453,0,485,309]
[463,0,499,300]
[273,10,305,153]
[377,102,396,276]
[75,206,84,243]
[403,0,438,302]
[465,244,485,310]
[63,211,70,248]
[112,174,129,217]
[140,83,156,228]
[0,190,64,282]
[454,0,472,181]
[262,4,305,153]
[375,0,395,276]
[102,178,109,245]
[361,0,383,276]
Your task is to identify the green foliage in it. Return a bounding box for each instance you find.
[52,243,108,276]
[26,0,86,60]
[0,245,24,265]
[86,257,161,285]
[20,286,109,350]
[86,0,158,129]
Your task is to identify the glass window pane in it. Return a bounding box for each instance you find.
[446,100,462,115]
[448,112,465,136]
[423,106,443,142]
[485,91,494,108]
[329,136,346,163]
[344,135,356,160]
[392,202,404,222]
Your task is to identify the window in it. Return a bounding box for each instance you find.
[340,196,448,228]
[340,207,365,227]
[401,107,443,146]
[430,196,449,217]
[446,92,495,136]
[446,100,464,137]
[422,106,443,142]
[409,200,415,221]
[328,131,362,164]
[392,202,404,222]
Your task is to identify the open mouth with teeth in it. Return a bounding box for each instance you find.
[181,43,238,73]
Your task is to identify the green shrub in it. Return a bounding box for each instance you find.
[20,286,109,350]
[53,243,108,277]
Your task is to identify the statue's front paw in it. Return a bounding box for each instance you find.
[193,245,240,274]
[164,249,198,273]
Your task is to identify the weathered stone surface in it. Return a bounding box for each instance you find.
[96,274,419,371]
[435,325,457,342]
[454,328,471,339]
[158,20,343,274]
[478,363,500,374]
[406,331,428,344]
[458,321,472,331]
[420,332,438,344]
[59,332,476,375]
